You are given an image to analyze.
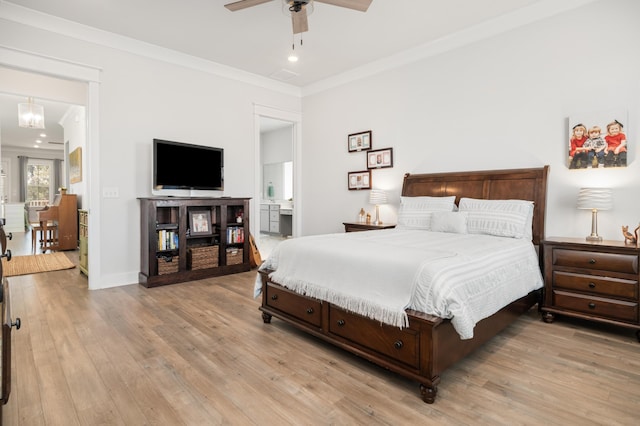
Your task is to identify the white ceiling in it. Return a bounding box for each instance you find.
[0,0,596,150]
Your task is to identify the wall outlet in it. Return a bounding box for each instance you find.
[103,187,119,198]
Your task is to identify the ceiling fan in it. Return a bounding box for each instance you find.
[224,0,372,34]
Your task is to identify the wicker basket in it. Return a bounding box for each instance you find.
[157,255,179,275]
[188,245,219,270]
[226,248,243,265]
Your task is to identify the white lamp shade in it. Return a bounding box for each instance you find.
[369,189,387,205]
[577,188,613,210]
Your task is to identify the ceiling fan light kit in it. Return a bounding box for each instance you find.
[225,0,372,35]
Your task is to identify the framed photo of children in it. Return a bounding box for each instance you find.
[348,170,372,190]
[568,109,628,169]
[367,148,393,169]
[348,130,372,152]
[189,210,212,236]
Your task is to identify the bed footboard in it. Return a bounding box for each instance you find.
[258,269,539,403]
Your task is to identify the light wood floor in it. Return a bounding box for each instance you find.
[2,233,639,425]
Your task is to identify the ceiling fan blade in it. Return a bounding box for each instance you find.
[224,0,274,12]
[315,0,372,12]
[292,7,309,34]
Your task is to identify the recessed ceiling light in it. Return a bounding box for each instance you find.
[34,145,39,148]
[40,133,46,137]
[36,140,42,144]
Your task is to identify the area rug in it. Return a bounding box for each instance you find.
[1,252,76,277]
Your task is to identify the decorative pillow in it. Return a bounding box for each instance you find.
[458,198,534,239]
[430,211,468,234]
[396,196,456,230]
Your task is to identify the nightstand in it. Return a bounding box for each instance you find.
[343,222,396,232]
[541,237,640,342]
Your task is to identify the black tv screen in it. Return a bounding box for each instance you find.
[153,139,224,191]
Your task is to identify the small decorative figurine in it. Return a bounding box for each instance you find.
[621,224,640,245]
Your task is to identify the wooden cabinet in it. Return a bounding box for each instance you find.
[78,209,88,276]
[542,237,640,341]
[260,204,269,232]
[138,197,251,288]
[343,222,396,232]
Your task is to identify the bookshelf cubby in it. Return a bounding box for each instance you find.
[138,197,251,287]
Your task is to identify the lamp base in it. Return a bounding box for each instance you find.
[586,235,603,242]
[373,205,382,226]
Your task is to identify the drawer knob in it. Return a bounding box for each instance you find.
[306,307,314,314]
[271,294,278,301]
[337,319,345,327]
[588,282,596,288]
[588,259,596,264]
[588,302,596,309]
[394,340,404,350]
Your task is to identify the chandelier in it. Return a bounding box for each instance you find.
[18,97,45,129]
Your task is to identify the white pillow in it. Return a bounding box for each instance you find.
[458,198,534,239]
[430,211,468,234]
[396,196,456,230]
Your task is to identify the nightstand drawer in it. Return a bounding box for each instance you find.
[553,290,638,323]
[553,249,638,274]
[553,271,638,299]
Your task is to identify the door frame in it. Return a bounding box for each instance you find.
[253,104,302,247]
[0,46,102,289]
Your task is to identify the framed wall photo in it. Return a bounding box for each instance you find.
[189,210,212,236]
[348,170,372,190]
[568,109,628,169]
[367,148,393,169]
[348,130,372,152]
[69,146,82,183]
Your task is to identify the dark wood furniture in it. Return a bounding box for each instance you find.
[38,193,78,251]
[138,197,251,288]
[541,237,640,341]
[1,222,19,422]
[342,222,396,232]
[258,166,549,403]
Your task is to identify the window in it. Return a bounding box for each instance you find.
[26,160,53,203]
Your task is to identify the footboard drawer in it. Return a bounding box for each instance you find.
[328,306,419,369]
[264,283,322,327]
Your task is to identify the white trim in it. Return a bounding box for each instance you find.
[1,0,597,97]
[0,2,300,98]
[302,0,600,95]
[0,45,101,83]
[253,104,302,242]
[0,45,101,290]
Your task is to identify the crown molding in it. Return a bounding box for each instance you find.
[0,1,302,98]
[302,0,599,96]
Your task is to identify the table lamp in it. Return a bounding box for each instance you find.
[577,187,612,242]
[369,189,388,226]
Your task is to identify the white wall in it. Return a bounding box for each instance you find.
[0,17,301,288]
[300,0,640,241]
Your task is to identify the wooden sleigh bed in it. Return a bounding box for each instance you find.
[257,166,549,403]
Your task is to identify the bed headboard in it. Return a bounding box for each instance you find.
[401,166,549,245]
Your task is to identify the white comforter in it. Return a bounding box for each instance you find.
[256,229,543,339]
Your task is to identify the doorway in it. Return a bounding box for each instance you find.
[0,48,101,288]
[253,105,302,260]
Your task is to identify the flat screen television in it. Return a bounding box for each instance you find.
[153,139,224,192]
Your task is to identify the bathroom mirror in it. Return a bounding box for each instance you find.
[263,161,293,201]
